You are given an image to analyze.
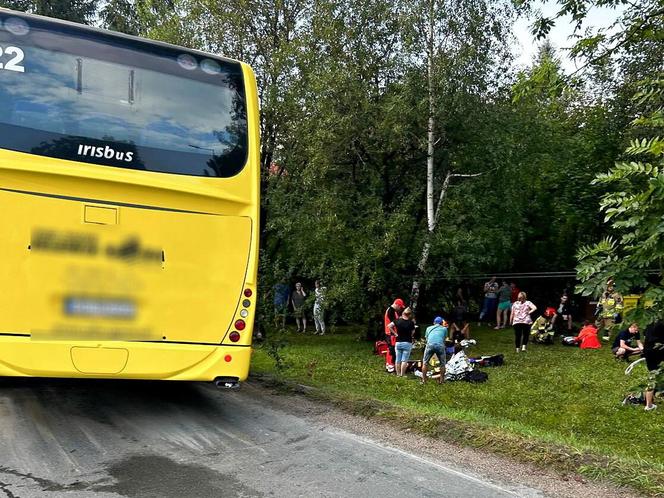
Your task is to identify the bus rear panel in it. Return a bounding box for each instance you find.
[0,10,260,381]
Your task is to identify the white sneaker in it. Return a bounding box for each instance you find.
[521,345,527,352]
[645,404,658,411]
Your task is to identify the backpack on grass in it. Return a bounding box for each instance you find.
[464,370,488,383]
[374,340,389,356]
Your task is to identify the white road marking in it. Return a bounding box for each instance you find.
[327,429,519,496]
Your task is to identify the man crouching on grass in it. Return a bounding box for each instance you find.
[421,316,447,385]
[612,323,643,361]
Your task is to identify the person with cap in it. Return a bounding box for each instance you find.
[384,298,405,373]
[421,316,448,384]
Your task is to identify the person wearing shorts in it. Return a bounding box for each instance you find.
[272,279,290,329]
[394,308,416,377]
[291,282,307,333]
[495,280,511,329]
[421,316,448,384]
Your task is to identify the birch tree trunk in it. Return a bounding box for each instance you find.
[410,0,436,312]
[409,0,483,312]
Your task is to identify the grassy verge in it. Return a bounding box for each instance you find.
[250,325,664,495]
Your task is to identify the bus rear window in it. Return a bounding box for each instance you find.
[0,14,248,177]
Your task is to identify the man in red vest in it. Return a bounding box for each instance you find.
[384,298,405,373]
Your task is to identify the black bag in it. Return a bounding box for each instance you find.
[481,354,504,367]
[464,370,488,383]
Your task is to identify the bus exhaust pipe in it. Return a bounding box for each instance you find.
[214,377,240,389]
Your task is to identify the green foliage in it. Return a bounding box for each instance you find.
[0,0,98,23]
[10,0,657,323]
[100,0,141,35]
[577,77,664,324]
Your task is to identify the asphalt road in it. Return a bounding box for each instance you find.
[0,378,536,497]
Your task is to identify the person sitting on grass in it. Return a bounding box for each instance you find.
[394,307,416,377]
[421,316,447,385]
[574,321,601,349]
[450,319,470,342]
[446,320,470,358]
[612,323,644,361]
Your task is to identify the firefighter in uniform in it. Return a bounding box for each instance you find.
[596,279,624,341]
[384,298,405,373]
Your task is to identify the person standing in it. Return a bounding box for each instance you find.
[596,279,624,341]
[272,278,290,330]
[479,276,499,326]
[421,316,447,384]
[510,282,520,303]
[394,308,416,377]
[291,282,307,333]
[510,291,537,353]
[313,280,327,335]
[551,294,573,335]
[384,298,405,373]
[495,280,511,330]
[643,321,664,411]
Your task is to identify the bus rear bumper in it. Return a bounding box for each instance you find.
[0,337,252,382]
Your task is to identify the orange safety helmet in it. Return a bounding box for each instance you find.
[544,307,556,318]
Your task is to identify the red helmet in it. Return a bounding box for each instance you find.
[544,307,556,318]
[393,298,405,308]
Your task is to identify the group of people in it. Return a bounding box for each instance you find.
[272,279,327,335]
[379,276,663,411]
[382,298,469,380]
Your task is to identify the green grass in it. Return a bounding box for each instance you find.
[250,325,664,495]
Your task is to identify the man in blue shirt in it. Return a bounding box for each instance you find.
[273,279,290,329]
[421,316,448,385]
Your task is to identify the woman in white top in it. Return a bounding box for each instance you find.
[510,291,537,353]
[313,280,327,335]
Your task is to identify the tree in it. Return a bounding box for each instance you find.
[521,0,664,321]
[0,0,98,24]
[100,0,141,35]
[577,77,664,325]
[402,0,515,310]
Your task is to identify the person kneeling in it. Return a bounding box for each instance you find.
[574,321,601,349]
[422,316,447,384]
[612,323,643,361]
[530,307,555,344]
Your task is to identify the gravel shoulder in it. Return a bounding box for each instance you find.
[244,379,643,498]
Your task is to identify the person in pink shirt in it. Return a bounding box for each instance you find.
[510,291,537,353]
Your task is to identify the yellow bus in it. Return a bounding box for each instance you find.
[0,10,260,386]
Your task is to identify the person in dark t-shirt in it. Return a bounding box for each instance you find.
[643,322,664,411]
[394,308,416,377]
[612,323,644,360]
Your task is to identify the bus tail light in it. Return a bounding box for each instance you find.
[244,289,252,297]
[234,320,246,331]
[229,331,241,342]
